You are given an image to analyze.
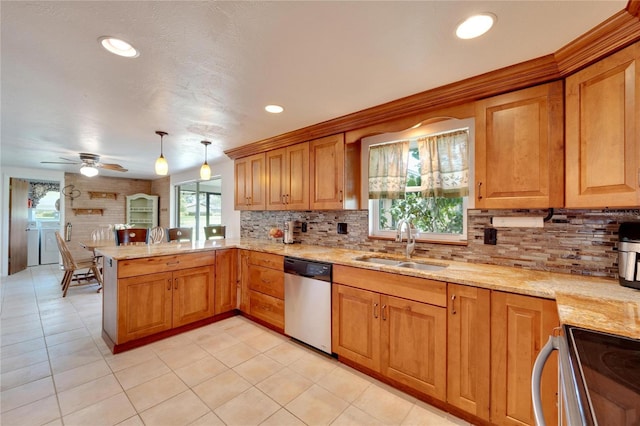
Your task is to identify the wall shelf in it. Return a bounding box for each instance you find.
[72,208,104,216]
[89,191,117,200]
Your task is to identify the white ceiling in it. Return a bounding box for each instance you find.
[1,1,627,179]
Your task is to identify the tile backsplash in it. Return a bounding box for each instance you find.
[241,209,640,278]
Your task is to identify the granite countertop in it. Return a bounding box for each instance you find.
[98,238,640,339]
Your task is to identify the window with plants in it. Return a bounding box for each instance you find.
[367,123,472,243]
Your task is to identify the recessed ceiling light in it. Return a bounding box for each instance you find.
[98,36,139,58]
[265,105,284,114]
[456,13,496,39]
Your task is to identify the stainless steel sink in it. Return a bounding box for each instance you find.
[396,262,447,272]
[354,256,447,271]
[354,256,402,266]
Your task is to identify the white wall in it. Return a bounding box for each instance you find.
[1,167,65,276]
[170,156,240,239]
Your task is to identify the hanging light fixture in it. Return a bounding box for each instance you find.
[80,164,99,177]
[200,140,212,180]
[155,131,168,175]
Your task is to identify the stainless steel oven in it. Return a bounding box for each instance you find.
[533,325,640,426]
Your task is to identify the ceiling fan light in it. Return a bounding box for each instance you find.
[155,155,168,175]
[80,164,99,177]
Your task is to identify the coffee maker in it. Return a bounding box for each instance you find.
[618,222,640,289]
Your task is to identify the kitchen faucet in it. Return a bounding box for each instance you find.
[396,218,416,258]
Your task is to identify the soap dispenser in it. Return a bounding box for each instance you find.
[283,220,295,244]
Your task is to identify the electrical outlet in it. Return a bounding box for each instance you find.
[484,228,497,245]
[301,222,307,232]
[337,223,348,234]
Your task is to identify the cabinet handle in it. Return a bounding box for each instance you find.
[281,195,285,204]
[451,294,457,315]
[174,278,178,290]
[381,304,387,321]
[167,279,171,291]
[477,182,483,200]
[286,194,289,204]
[166,261,179,266]
[373,303,379,319]
[339,190,343,202]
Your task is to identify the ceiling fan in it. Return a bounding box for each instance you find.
[41,153,128,176]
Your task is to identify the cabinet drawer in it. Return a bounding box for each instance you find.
[118,252,215,278]
[248,265,284,299]
[333,265,447,307]
[250,290,284,329]
[248,251,283,270]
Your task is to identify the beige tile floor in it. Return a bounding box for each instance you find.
[0,265,471,426]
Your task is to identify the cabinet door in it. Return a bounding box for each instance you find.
[332,284,381,371]
[118,271,173,343]
[447,284,491,421]
[247,265,284,299]
[249,290,284,330]
[380,295,447,400]
[565,42,640,208]
[214,249,237,315]
[310,134,345,209]
[491,292,559,426]
[266,148,287,210]
[475,82,564,208]
[239,250,250,312]
[172,266,215,328]
[234,153,265,210]
[285,142,310,210]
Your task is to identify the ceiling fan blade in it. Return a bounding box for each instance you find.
[40,160,78,164]
[100,163,128,172]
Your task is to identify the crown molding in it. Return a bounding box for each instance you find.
[225,7,640,160]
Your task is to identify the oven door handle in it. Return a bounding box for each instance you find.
[532,335,559,426]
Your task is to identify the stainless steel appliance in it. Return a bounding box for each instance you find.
[284,256,332,354]
[283,220,295,244]
[533,325,640,426]
[618,222,640,290]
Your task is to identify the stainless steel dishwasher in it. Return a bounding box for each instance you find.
[284,256,332,354]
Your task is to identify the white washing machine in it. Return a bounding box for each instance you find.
[27,221,39,266]
[39,222,60,265]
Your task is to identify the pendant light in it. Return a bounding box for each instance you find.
[154,131,168,175]
[200,141,212,180]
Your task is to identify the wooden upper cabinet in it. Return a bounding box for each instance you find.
[491,291,559,426]
[447,284,491,421]
[565,42,640,208]
[234,153,265,210]
[475,81,564,208]
[310,133,345,209]
[266,142,309,210]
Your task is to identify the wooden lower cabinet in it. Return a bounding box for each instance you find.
[332,285,381,371]
[240,250,285,330]
[117,265,215,343]
[381,295,447,400]
[332,283,446,400]
[491,291,559,426]
[214,249,237,314]
[447,284,491,421]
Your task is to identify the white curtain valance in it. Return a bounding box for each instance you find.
[417,129,469,198]
[368,141,410,199]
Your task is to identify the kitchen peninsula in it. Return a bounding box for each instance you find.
[99,239,638,351]
[98,239,638,425]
